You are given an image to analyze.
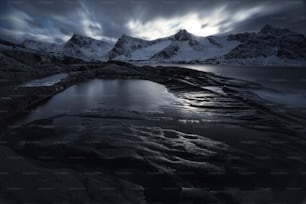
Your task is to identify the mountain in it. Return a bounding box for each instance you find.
[6,25,306,66]
[63,34,113,61]
[21,34,114,62]
[21,39,62,53]
[108,34,171,60]
[1,39,54,68]
[0,38,83,70]
[207,24,306,66]
[108,26,306,65]
[150,29,239,62]
[108,29,239,63]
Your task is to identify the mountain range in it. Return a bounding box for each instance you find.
[1,24,306,66]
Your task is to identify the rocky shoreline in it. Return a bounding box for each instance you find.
[1,61,306,203]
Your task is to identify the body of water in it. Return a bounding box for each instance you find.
[19,79,177,124]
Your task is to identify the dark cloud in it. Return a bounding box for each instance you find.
[0,0,305,43]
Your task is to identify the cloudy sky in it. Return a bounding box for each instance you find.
[0,0,305,43]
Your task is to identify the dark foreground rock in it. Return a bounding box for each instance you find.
[0,61,306,203]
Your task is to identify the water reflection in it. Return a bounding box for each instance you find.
[20,79,178,124]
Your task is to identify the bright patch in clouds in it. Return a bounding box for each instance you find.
[78,0,116,42]
[127,5,265,40]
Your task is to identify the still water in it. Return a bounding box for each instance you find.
[20,79,177,124]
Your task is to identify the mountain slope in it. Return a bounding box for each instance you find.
[108,26,306,65]
[64,34,113,61]
[108,34,172,60]
[21,39,62,53]
[109,29,240,63]
[0,38,83,70]
[21,35,114,62]
[150,30,239,62]
[208,25,306,65]
[7,25,306,66]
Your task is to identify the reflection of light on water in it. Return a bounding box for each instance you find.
[16,79,181,125]
[178,119,200,124]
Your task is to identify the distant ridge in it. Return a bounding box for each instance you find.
[5,25,306,66]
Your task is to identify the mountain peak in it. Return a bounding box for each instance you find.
[118,34,142,42]
[174,29,192,41]
[118,34,131,40]
[173,29,200,47]
[177,29,189,34]
[69,34,92,41]
[65,34,99,49]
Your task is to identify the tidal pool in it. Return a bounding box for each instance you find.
[19,79,178,124]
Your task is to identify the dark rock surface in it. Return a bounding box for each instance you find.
[1,61,306,203]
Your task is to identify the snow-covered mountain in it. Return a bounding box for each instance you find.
[109,29,239,63]
[21,34,114,61]
[0,38,82,69]
[206,25,306,66]
[108,25,306,65]
[150,29,239,63]
[63,34,113,61]
[11,25,306,66]
[108,34,172,61]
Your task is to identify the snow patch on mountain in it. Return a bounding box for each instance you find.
[63,34,113,61]
[128,39,172,61]
[150,30,239,62]
[5,24,306,66]
[110,29,240,63]
[21,34,114,62]
[206,25,306,66]
[109,34,153,60]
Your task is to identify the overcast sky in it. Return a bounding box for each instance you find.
[0,0,305,43]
